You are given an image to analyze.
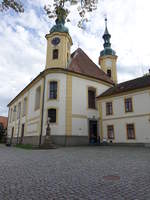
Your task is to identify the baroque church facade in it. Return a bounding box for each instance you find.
[7,17,150,146]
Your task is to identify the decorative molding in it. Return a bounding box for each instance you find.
[72,114,87,119]
[103,113,150,121]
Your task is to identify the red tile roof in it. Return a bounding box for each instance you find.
[0,116,8,129]
[97,74,150,98]
[68,48,114,84]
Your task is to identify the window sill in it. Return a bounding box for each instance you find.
[88,107,97,111]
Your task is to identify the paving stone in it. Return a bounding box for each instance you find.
[0,145,150,200]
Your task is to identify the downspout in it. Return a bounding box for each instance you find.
[39,73,46,146]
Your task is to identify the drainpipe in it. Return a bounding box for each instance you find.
[39,73,46,147]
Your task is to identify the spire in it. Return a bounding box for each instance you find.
[103,18,111,48]
[100,18,116,57]
[50,5,69,34]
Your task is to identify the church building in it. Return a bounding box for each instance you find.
[7,15,150,146]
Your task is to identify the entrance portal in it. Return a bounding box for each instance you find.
[89,120,98,144]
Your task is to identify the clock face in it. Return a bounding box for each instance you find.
[106,59,112,67]
[51,37,60,45]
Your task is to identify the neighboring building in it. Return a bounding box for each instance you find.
[7,15,150,146]
[0,116,8,129]
[97,75,150,145]
[0,116,8,142]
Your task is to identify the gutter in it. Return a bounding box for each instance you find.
[39,74,46,146]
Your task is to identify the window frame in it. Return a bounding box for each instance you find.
[106,101,113,116]
[88,87,97,110]
[34,86,41,111]
[126,123,136,140]
[48,80,59,101]
[52,49,59,60]
[124,97,133,113]
[107,125,115,140]
[17,102,21,119]
[107,69,112,78]
[22,97,27,117]
[47,108,58,124]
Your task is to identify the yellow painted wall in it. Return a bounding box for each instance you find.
[45,32,72,69]
[99,55,118,84]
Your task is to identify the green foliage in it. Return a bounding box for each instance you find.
[0,0,24,13]
[0,123,6,142]
[15,144,34,150]
[44,0,98,29]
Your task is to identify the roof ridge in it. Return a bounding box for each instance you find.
[118,74,150,86]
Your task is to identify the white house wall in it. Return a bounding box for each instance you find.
[101,89,150,143]
[72,76,110,136]
[42,73,67,136]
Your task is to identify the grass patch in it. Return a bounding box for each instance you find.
[15,144,34,150]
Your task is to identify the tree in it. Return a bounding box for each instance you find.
[0,123,6,142]
[0,0,98,29]
[0,0,24,13]
[44,0,98,28]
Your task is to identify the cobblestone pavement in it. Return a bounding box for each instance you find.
[0,145,150,200]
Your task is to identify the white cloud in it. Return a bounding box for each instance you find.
[0,0,150,116]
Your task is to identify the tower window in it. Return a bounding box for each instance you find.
[107,69,111,77]
[53,49,58,59]
[48,109,57,123]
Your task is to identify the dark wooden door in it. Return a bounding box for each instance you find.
[89,120,97,144]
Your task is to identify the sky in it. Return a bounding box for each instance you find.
[0,0,150,116]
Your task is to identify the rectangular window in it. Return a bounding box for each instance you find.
[88,89,96,109]
[17,102,21,119]
[13,106,16,121]
[127,124,135,139]
[48,109,56,123]
[53,49,58,59]
[106,102,113,115]
[9,108,13,122]
[35,86,41,110]
[125,98,133,112]
[107,125,114,139]
[49,81,57,99]
[23,98,27,116]
[107,69,111,77]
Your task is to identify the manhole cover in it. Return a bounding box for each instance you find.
[103,175,120,181]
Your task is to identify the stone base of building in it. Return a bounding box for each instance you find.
[51,135,89,146]
[6,136,150,147]
[7,135,89,146]
[104,142,148,147]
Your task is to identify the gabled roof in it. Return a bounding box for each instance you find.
[68,48,114,84]
[97,74,150,99]
[7,48,114,107]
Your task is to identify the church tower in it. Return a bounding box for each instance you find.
[99,18,118,83]
[45,7,73,69]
